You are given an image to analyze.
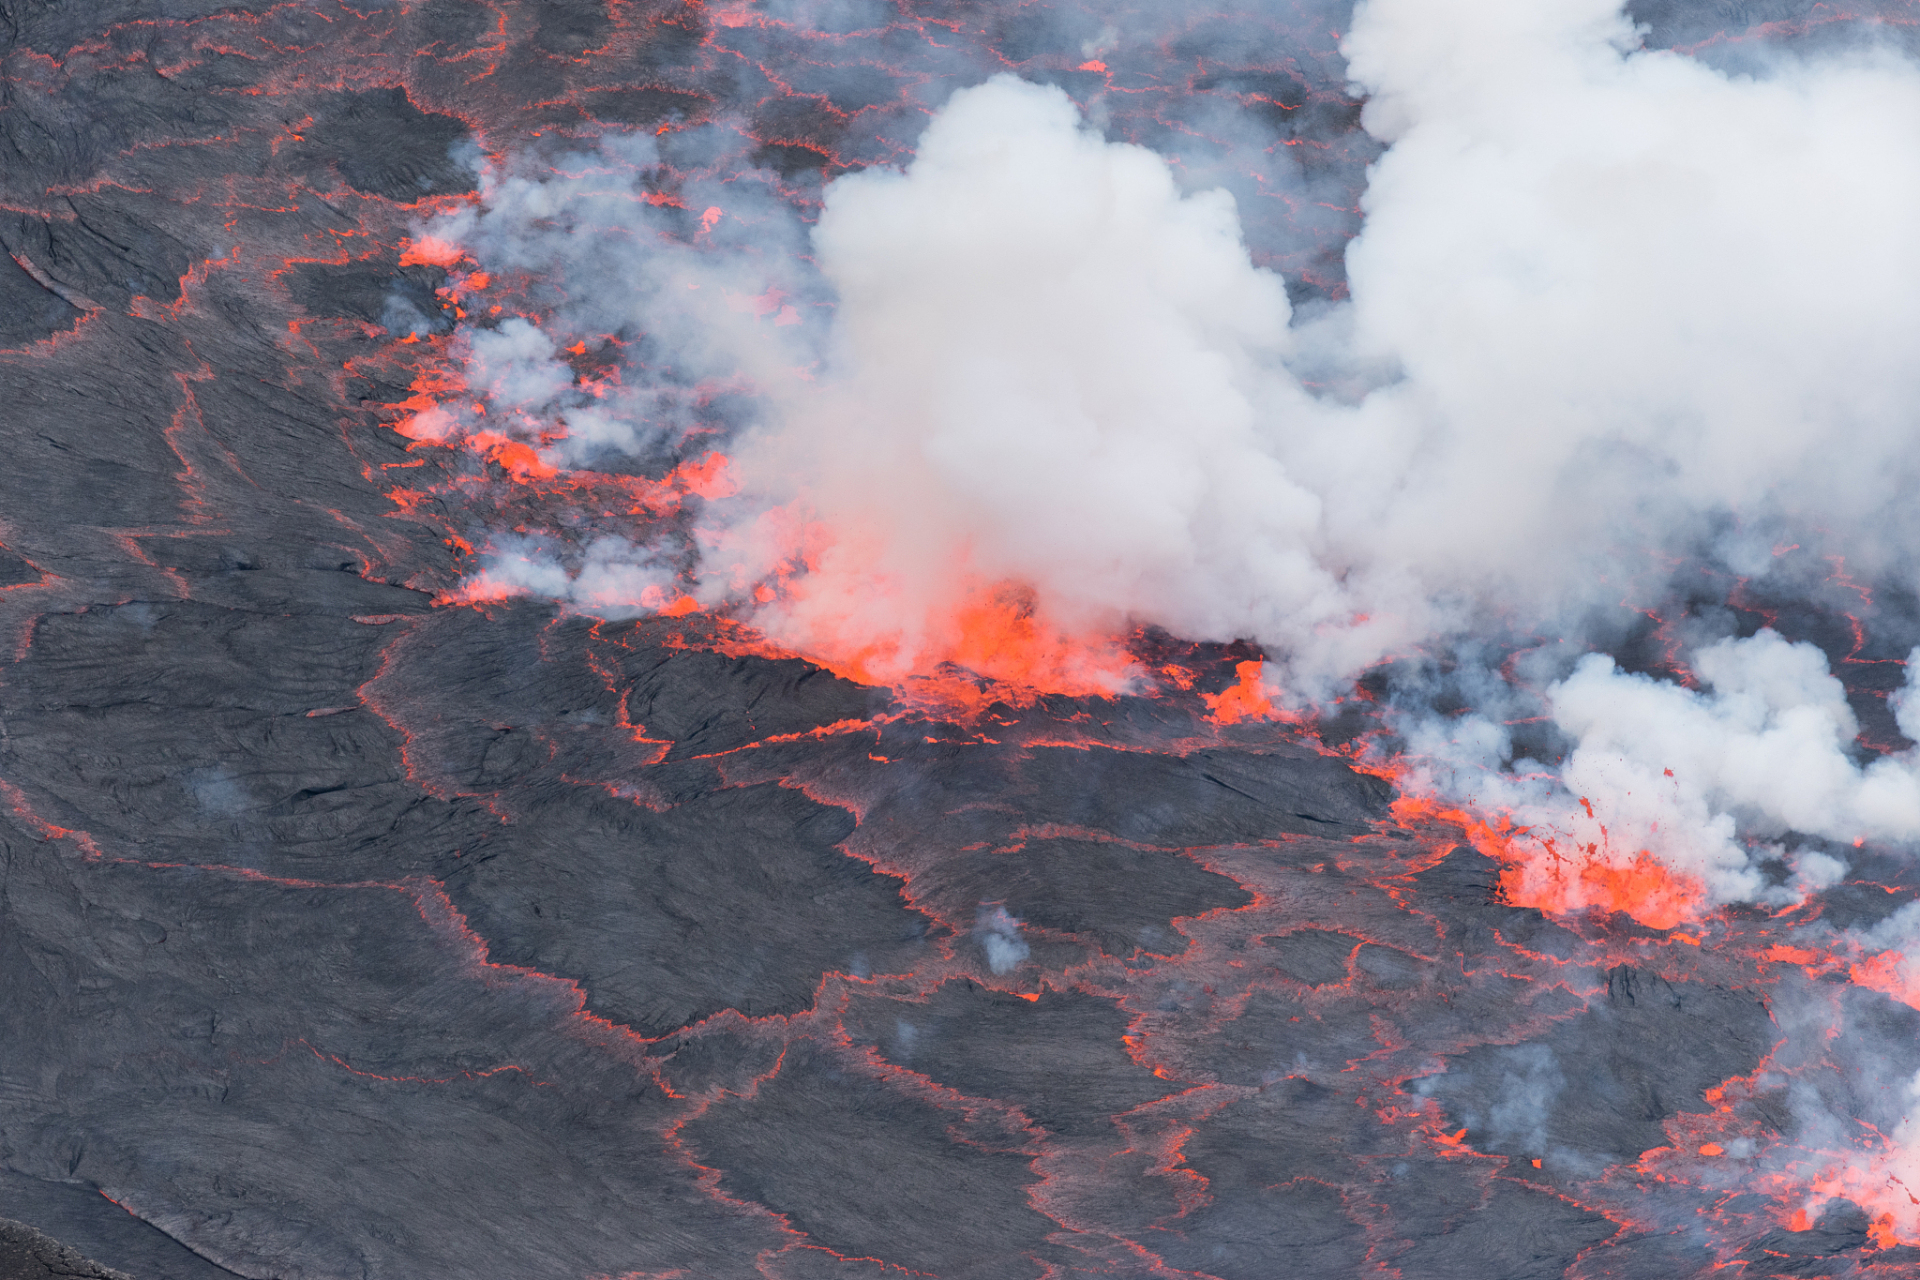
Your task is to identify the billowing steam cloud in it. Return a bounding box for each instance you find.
[1334,0,1920,603]
[1407,631,1920,916]
[709,77,1355,690]
[406,0,1920,917]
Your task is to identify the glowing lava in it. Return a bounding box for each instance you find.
[1390,793,1708,932]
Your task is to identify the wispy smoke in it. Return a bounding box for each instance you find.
[456,533,684,617]
[402,128,824,469]
[975,904,1031,975]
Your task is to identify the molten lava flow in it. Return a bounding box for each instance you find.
[1793,1155,1920,1250]
[675,452,737,501]
[398,235,466,269]
[1848,949,1920,1012]
[1203,659,1282,726]
[1389,794,1708,931]
[940,584,1130,701]
[470,435,558,480]
[734,572,1145,719]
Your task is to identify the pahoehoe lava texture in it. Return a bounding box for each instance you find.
[843,981,1177,1140]
[0,1,1897,1278]
[0,1218,131,1280]
[681,1038,1062,1278]
[447,781,933,1036]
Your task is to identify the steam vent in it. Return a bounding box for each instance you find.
[13,0,1920,1277]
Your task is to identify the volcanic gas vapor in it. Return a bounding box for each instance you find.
[414,5,1920,911]
[710,76,1350,693]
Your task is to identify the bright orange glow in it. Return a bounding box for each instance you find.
[1849,950,1920,1010]
[1390,794,1708,931]
[777,579,1140,718]
[947,586,1113,689]
[676,452,738,500]
[1793,1157,1920,1246]
[421,429,1152,716]
[399,236,465,268]
[441,576,534,606]
[1159,663,1196,690]
[1203,660,1282,725]
[477,437,558,480]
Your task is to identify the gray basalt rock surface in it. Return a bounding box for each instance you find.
[0,1218,131,1280]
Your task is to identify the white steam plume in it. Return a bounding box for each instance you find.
[1325,0,1920,608]
[1407,631,1920,909]
[408,1,1920,908]
[702,78,1359,686]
